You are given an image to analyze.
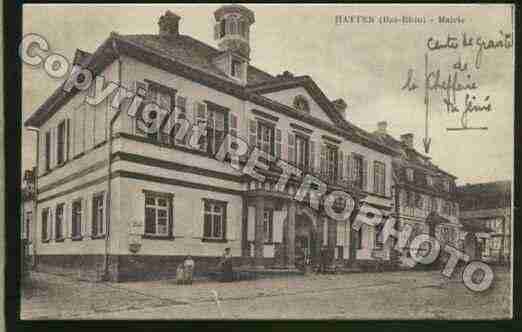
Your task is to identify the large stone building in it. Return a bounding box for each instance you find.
[24,6,400,281]
[457,181,511,264]
[373,122,461,265]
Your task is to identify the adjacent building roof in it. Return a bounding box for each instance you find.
[456,180,511,196]
[373,132,457,179]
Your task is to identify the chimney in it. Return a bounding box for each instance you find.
[158,10,181,37]
[377,121,387,135]
[332,98,347,119]
[400,133,414,148]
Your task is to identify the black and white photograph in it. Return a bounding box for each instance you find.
[16,3,514,320]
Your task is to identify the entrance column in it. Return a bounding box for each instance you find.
[254,197,265,268]
[327,218,337,266]
[286,200,296,269]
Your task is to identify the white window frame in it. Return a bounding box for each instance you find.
[203,200,227,240]
[144,193,171,237]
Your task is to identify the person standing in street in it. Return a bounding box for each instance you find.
[183,255,195,285]
[220,248,233,282]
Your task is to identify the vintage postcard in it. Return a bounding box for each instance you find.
[18,3,513,320]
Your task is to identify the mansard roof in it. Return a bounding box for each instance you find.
[24,32,397,156]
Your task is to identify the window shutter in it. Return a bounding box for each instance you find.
[49,208,54,240]
[66,118,70,161]
[322,218,328,246]
[247,206,255,241]
[337,150,344,181]
[222,203,227,240]
[49,128,54,168]
[362,158,369,191]
[91,195,96,236]
[320,144,327,177]
[248,119,257,149]
[230,113,238,138]
[287,132,295,164]
[194,102,207,152]
[309,140,316,173]
[275,128,282,159]
[345,154,352,183]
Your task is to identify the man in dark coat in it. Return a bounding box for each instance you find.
[220,247,233,282]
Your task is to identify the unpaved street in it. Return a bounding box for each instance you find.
[21,268,511,320]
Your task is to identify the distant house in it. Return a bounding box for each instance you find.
[373,122,461,265]
[24,6,399,281]
[457,181,511,264]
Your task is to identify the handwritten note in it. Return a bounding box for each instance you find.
[401,30,512,131]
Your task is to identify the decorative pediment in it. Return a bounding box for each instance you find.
[246,75,346,127]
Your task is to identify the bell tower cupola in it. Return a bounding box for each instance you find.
[213,5,255,59]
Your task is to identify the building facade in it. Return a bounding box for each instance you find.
[24,6,399,281]
[457,181,511,264]
[373,122,461,266]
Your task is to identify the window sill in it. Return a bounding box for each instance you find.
[91,234,106,240]
[71,236,83,241]
[142,235,175,240]
[201,238,228,243]
[41,239,50,244]
[55,238,65,243]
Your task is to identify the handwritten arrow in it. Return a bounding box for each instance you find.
[423,53,431,154]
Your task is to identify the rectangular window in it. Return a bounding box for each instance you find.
[92,193,105,237]
[263,209,273,243]
[55,203,64,240]
[415,193,424,209]
[45,131,51,171]
[139,83,175,142]
[326,144,338,183]
[57,121,66,165]
[144,192,172,237]
[431,197,438,212]
[231,59,242,78]
[352,154,363,189]
[203,200,227,240]
[207,106,227,155]
[295,135,309,171]
[41,208,49,241]
[373,161,386,195]
[257,121,275,155]
[71,200,82,239]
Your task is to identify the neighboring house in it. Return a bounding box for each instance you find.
[24,6,399,281]
[373,122,461,265]
[457,181,511,264]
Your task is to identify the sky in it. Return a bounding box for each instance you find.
[22,4,514,185]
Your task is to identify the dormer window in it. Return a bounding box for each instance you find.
[293,95,310,112]
[231,59,243,78]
